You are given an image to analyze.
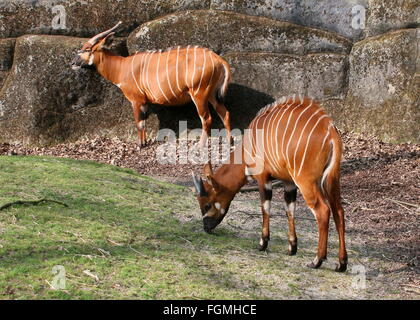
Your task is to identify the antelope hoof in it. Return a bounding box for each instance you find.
[335,258,348,272]
[258,238,268,251]
[137,140,147,148]
[307,257,325,269]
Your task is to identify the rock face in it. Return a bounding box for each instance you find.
[127,10,351,55]
[366,0,419,37]
[0,2,418,145]
[0,38,15,88]
[0,0,209,38]
[210,0,368,40]
[0,35,140,145]
[222,52,348,127]
[344,29,419,143]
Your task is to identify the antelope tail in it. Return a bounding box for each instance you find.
[321,126,343,211]
[216,59,231,103]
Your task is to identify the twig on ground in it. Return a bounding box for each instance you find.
[83,270,99,282]
[0,198,68,211]
[384,197,419,213]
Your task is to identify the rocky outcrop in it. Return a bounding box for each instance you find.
[222,52,348,127]
[344,29,419,143]
[0,0,209,38]
[0,2,418,144]
[210,0,368,40]
[127,10,352,55]
[366,0,419,37]
[0,35,138,146]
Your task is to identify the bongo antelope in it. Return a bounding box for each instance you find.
[71,22,232,146]
[192,95,347,272]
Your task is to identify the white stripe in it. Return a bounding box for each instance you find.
[176,46,182,93]
[131,54,144,95]
[321,125,331,151]
[285,101,313,169]
[185,45,190,89]
[263,200,271,213]
[88,54,95,65]
[156,50,171,103]
[191,46,198,90]
[138,52,147,93]
[195,48,206,95]
[281,97,303,162]
[293,109,322,174]
[297,115,328,176]
[145,51,159,101]
[166,50,177,99]
[141,52,150,98]
[272,98,296,173]
[206,51,215,92]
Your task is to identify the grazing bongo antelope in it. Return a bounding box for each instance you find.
[71,22,232,146]
[192,95,348,272]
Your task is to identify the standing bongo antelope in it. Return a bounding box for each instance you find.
[71,22,232,146]
[192,95,348,272]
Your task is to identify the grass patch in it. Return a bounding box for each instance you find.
[0,156,406,300]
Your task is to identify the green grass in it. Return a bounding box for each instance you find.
[0,156,409,300]
[0,156,277,299]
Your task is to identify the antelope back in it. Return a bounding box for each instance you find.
[244,95,336,181]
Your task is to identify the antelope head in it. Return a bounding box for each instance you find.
[192,163,233,233]
[71,21,122,70]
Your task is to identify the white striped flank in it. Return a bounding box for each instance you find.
[195,48,207,95]
[145,51,158,101]
[131,54,144,95]
[293,108,322,174]
[284,101,313,169]
[165,50,177,99]
[280,96,304,162]
[273,96,297,172]
[156,50,171,103]
[297,115,329,176]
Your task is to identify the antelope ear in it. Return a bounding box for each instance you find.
[203,162,213,179]
[97,33,115,50]
[207,176,221,193]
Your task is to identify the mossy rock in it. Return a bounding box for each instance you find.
[0,35,147,146]
[128,10,352,55]
[210,0,367,40]
[0,0,209,38]
[366,0,419,37]
[344,29,419,143]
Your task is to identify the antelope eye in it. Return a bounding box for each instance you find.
[204,204,212,212]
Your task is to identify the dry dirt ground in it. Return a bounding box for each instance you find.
[1,132,419,299]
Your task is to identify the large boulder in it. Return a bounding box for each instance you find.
[366,0,419,37]
[223,52,348,128]
[0,0,209,38]
[0,38,15,89]
[0,35,149,146]
[344,29,419,143]
[210,0,368,40]
[127,10,352,55]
